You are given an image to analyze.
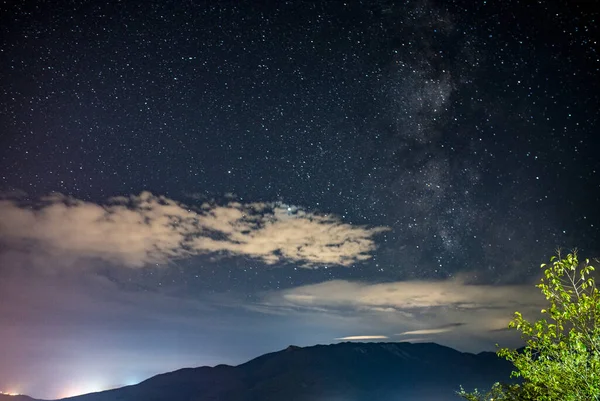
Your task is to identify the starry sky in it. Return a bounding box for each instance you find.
[0,0,599,398]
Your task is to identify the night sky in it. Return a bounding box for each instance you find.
[1,0,599,398]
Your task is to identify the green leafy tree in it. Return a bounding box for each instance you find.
[459,251,600,401]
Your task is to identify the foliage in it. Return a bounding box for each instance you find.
[459,251,600,401]
[457,382,521,400]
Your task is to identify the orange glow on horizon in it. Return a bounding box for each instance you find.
[57,382,107,399]
[0,391,22,396]
[58,388,88,399]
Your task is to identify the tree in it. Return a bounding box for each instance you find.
[459,251,600,401]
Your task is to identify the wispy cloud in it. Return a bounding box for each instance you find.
[0,191,388,268]
[335,335,389,341]
[397,324,463,336]
[271,279,540,312]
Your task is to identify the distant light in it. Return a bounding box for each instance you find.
[0,391,22,396]
[59,383,105,398]
[124,378,140,386]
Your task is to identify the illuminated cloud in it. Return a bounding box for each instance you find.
[272,279,540,312]
[0,191,388,268]
[335,335,389,341]
[397,337,429,344]
[260,278,546,350]
[397,324,463,336]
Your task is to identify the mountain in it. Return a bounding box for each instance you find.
[0,395,39,401]
[53,342,514,401]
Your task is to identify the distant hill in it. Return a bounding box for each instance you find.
[0,395,39,401]
[49,342,514,401]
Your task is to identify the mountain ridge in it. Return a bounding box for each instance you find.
[12,341,515,401]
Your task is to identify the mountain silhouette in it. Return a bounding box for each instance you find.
[0,395,38,401]
[14,342,516,401]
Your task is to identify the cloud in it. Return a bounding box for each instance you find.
[335,335,389,341]
[397,337,429,344]
[273,278,540,311]
[397,325,462,336]
[258,278,546,351]
[0,191,388,268]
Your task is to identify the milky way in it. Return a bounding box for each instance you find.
[0,0,598,398]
